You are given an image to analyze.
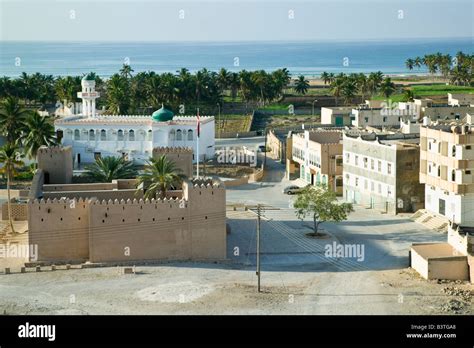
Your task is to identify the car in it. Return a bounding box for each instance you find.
[282,185,304,195]
[258,145,267,153]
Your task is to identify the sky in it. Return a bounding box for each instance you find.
[0,0,473,42]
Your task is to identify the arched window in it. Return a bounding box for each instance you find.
[169,129,176,141]
[452,145,456,157]
[74,129,80,140]
[176,129,182,141]
[118,130,124,141]
[129,130,135,141]
[89,129,95,141]
[452,170,456,182]
[188,129,193,141]
[147,130,152,141]
[100,129,107,141]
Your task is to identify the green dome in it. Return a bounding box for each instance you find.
[152,105,174,122]
[82,73,96,81]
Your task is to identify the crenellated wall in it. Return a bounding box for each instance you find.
[26,179,226,263]
[152,146,193,178]
[37,146,73,184]
[28,198,90,262]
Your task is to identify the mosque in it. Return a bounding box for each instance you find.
[55,73,215,166]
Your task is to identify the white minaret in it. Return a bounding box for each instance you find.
[77,73,100,118]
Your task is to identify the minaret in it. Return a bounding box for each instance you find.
[77,73,100,118]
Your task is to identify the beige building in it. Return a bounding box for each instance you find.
[343,132,424,214]
[321,107,353,126]
[152,146,193,177]
[289,130,343,193]
[27,178,226,263]
[448,93,474,106]
[419,123,474,226]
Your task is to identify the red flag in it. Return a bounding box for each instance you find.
[196,109,201,137]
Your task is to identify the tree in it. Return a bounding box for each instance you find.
[137,155,186,199]
[330,76,345,106]
[341,79,357,104]
[22,112,57,164]
[403,88,415,102]
[405,58,415,71]
[0,142,24,235]
[380,77,396,98]
[0,97,30,143]
[106,74,130,114]
[119,64,134,79]
[321,72,330,85]
[294,75,310,95]
[293,185,353,236]
[84,156,138,183]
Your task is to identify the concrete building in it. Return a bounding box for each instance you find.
[350,105,416,128]
[289,130,343,193]
[321,107,353,126]
[343,132,424,214]
[419,123,474,226]
[267,129,294,163]
[448,93,474,106]
[56,73,215,166]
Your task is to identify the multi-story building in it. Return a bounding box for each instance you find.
[343,132,424,214]
[419,123,474,226]
[289,130,343,193]
[321,107,353,126]
[351,105,417,128]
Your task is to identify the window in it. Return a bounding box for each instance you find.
[355,177,359,187]
[383,117,387,123]
[100,129,107,141]
[129,130,135,141]
[187,129,193,141]
[364,117,369,123]
[452,170,456,182]
[387,188,392,197]
[336,177,343,187]
[176,129,182,141]
[363,157,368,168]
[370,159,374,170]
[147,130,152,141]
[74,129,80,140]
[452,145,456,157]
[437,166,441,177]
[466,170,472,175]
[387,163,392,175]
[169,129,176,141]
[89,129,95,141]
[118,130,124,141]
[378,161,382,172]
[467,145,472,150]
[355,156,359,166]
[345,153,350,163]
[438,142,442,154]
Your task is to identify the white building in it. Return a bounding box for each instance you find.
[55,74,215,165]
[420,123,474,226]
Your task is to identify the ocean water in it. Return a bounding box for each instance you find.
[0,38,472,78]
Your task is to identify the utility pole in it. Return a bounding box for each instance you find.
[256,204,261,292]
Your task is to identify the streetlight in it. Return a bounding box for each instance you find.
[216,102,221,138]
[312,99,318,116]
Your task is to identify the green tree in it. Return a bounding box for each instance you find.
[0,142,24,235]
[293,185,353,236]
[294,75,310,95]
[330,76,345,106]
[321,72,330,85]
[106,74,130,114]
[22,112,57,163]
[403,88,415,102]
[119,64,134,79]
[0,97,30,143]
[84,156,138,183]
[405,58,415,70]
[137,155,186,200]
[380,77,396,98]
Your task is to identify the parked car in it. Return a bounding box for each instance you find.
[282,185,304,195]
[258,145,267,152]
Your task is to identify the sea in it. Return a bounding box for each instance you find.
[0,37,472,78]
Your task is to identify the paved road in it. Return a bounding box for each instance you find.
[226,156,446,313]
[216,136,265,148]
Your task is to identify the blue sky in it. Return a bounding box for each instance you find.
[0,0,472,42]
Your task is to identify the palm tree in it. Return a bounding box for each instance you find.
[217,68,230,95]
[84,156,138,183]
[330,77,345,106]
[341,79,357,104]
[119,64,134,79]
[368,71,384,96]
[403,88,415,102]
[380,77,396,99]
[228,72,240,104]
[0,97,30,143]
[137,155,186,200]
[106,74,130,114]
[294,75,310,95]
[22,112,57,164]
[405,58,415,71]
[320,72,330,85]
[0,142,24,235]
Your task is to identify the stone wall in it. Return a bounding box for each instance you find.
[37,146,73,184]
[1,203,28,221]
[153,147,193,178]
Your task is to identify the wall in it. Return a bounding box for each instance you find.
[1,203,28,221]
[152,147,193,178]
[28,198,90,262]
[37,146,73,184]
[428,258,469,280]
[395,146,425,213]
[43,189,141,201]
[27,179,226,263]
